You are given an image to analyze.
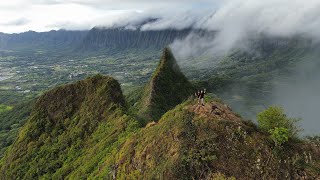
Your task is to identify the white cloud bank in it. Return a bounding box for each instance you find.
[2,0,320,43]
[0,0,216,33]
[170,0,320,58]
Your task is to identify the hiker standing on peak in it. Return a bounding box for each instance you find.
[195,90,201,104]
[199,89,206,106]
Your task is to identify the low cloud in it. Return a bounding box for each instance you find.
[0,18,30,26]
[0,0,217,33]
[169,0,320,59]
[168,0,320,135]
[2,0,320,38]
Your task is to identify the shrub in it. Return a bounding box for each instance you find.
[257,106,300,139]
[269,127,289,146]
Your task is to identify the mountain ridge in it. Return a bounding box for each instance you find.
[0,75,132,179]
[0,28,191,52]
[137,47,194,121]
[0,49,319,179]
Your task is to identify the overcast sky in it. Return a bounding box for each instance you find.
[0,0,219,33]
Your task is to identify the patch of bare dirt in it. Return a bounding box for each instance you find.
[188,101,242,122]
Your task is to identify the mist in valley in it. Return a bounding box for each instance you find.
[272,54,320,135]
[167,0,320,135]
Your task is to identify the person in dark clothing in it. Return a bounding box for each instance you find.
[195,90,201,104]
[194,89,206,105]
[199,89,206,106]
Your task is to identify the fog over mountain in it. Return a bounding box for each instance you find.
[272,54,320,135]
[0,0,215,33]
[169,0,320,135]
[2,0,320,37]
[168,0,320,135]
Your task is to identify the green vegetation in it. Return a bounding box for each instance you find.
[0,26,320,179]
[1,34,319,152]
[138,48,194,121]
[269,127,289,146]
[0,104,12,113]
[257,106,300,142]
[0,74,138,179]
[94,100,319,179]
[208,173,236,180]
[0,54,319,179]
[0,47,162,155]
[0,101,33,157]
[0,47,161,105]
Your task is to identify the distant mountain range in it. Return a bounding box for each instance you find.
[0,30,88,51]
[81,28,191,50]
[0,28,191,52]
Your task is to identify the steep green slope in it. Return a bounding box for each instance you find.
[2,96,319,179]
[0,75,140,179]
[0,101,33,157]
[138,48,194,121]
[92,101,320,179]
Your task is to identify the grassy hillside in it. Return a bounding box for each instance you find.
[2,94,319,179]
[138,48,194,121]
[0,75,140,179]
[107,101,320,179]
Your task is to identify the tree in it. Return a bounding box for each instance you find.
[257,106,300,142]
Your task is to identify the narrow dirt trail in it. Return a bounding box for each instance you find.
[188,101,242,122]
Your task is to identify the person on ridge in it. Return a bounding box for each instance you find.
[199,89,206,106]
[195,90,201,104]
